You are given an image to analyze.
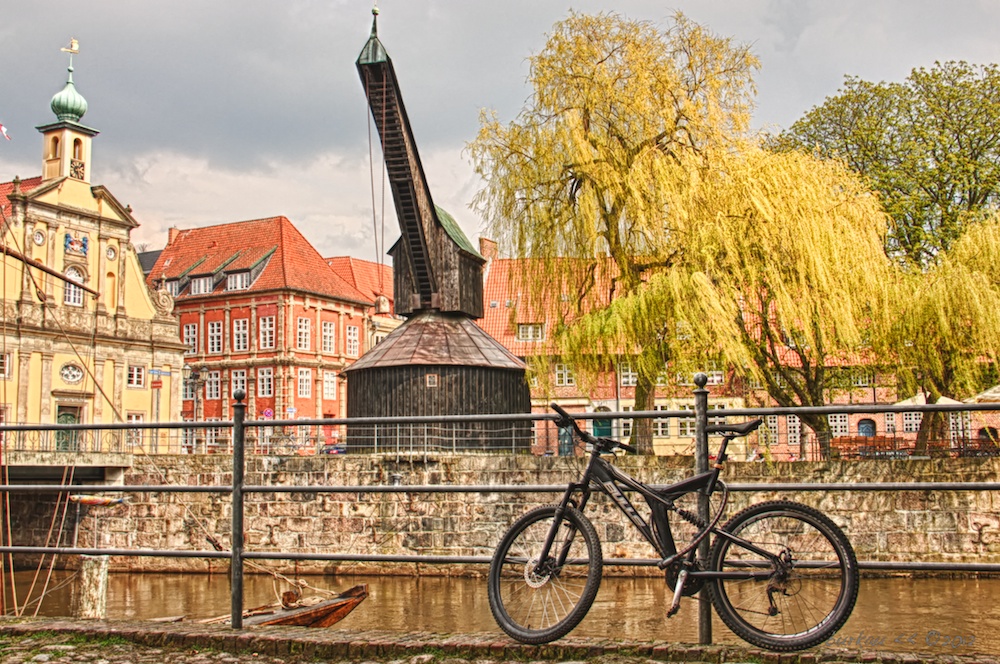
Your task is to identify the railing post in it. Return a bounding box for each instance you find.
[231,389,246,629]
[693,372,712,645]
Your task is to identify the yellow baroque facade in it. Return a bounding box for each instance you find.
[0,59,184,434]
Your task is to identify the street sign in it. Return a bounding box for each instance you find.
[287,407,297,415]
[262,408,274,418]
[149,369,172,377]
[150,379,163,389]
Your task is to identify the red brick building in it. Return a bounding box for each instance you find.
[147,217,390,451]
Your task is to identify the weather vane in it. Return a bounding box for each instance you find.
[61,37,79,67]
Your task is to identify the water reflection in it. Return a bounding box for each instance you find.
[3,572,994,656]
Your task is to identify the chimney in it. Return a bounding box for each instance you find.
[167,227,180,245]
[479,237,498,261]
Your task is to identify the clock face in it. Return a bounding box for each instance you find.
[60,364,84,384]
[106,246,117,260]
[33,231,45,246]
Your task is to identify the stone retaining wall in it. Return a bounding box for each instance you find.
[10,453,1000,574]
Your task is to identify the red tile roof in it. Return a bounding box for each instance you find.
[0,176,44,206]
[326,256,393,304]
[148,217,372,304]
[478,256,617,356]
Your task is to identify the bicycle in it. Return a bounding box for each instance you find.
[487,403,859,652]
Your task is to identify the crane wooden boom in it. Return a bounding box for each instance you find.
[356,12,484,319]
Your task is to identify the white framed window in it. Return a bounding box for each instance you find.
[0,352,10,379]
[126,413,144,449]
[709,403,727,426]
[678,404,696,437]
[64,267,84,306]
[189,276,213,295]
[183,323,199,355]
[127,365,145,388]
[166,280,180,297]
[323,371,338,399]
[787,414,801,446]
[619,363,637,387]
[231,369,247,397]
[829,413,849,437]
[620,405,633,439]
[259,316,275,349]
[297,368,312,398]
[885,412,897,434]
[257,367,273,397]
[182,377,195,400]
[555,363,575,387]
[950,411,972,443]
[227,271,250,291]
[297,317,311,350]
[706,368,725,386]
[517,323,544,341]
[232,318,249,352]
[653,404,670,437]
[205,371,221,400]
[322,321,336,353]
[346,325,359,357]
[763,414,779,446]
[181,418,195,453]
[852,371,873,388]
[207,321,223,354]
[903,411,923,433]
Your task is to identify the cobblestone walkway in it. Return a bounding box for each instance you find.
[1,619,997,664]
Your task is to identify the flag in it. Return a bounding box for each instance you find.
[0,123,9,141]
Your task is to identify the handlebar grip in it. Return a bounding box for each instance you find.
[550,402,575,429]
[618,441,638,454]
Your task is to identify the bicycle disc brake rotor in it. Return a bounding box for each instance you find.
[524,557,552,588]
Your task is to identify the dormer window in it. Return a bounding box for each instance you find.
[227,271,250,291]
[189,276,213,295]
[166,280,180,296]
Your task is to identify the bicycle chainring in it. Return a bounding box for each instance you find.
[665,561,705,597]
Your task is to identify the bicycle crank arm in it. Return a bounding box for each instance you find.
[666,569,687,618]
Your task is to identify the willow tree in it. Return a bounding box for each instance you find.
[470,11,759,452]
[887,217,1000,451]
[560,145,895,453]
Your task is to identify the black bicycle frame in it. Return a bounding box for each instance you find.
[535,442,780,579]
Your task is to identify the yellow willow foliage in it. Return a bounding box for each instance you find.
[890,214,1000,398]
[470,10,759,306]
[561,144,895,385]
[675,147,892,364]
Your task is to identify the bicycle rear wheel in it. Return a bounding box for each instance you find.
[488,505,602,644]
[709,500,858,651]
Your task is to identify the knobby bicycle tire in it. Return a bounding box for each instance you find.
[488,505,603,644]
[708,500,859,651]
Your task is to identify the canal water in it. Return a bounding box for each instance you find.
[2,572,990,657]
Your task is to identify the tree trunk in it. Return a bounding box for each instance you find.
[631,375,656,455]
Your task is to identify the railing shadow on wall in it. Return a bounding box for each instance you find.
[3,385,1000,635]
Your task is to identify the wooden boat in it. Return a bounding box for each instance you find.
[241,584,368,628]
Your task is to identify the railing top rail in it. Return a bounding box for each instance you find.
[4,399,999,432]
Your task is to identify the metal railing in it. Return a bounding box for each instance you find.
[3,383,1000,638]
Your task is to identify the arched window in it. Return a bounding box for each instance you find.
[50,136,60,159]
[64,267,84,306]
[593,406,613,438]
[73,138,83,160]
[858,419,876,437]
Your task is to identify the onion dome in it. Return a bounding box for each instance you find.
[50,65,88,122]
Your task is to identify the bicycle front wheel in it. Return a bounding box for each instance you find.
[709,500,859,651]
[488,505,602,644]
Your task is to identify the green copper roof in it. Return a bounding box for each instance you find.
[435,206,482,259]
[50,65,88,122]
[357,9,389,65]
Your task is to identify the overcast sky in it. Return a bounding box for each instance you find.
[2,1,1000,263]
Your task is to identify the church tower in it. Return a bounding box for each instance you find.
[36,41,99,183]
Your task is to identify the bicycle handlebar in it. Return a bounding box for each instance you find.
[551,402,762,455]
[551,403,637,454]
